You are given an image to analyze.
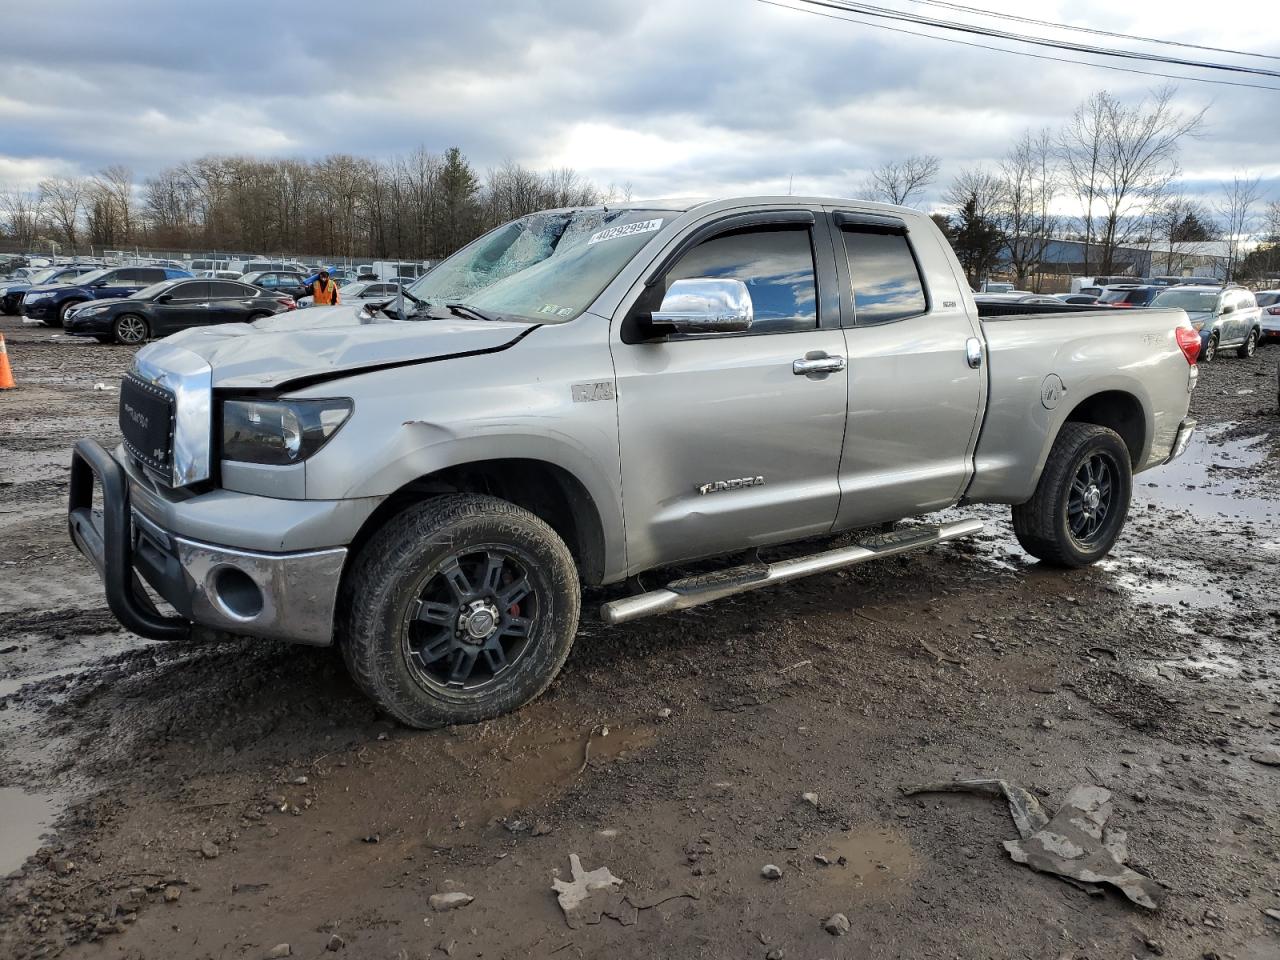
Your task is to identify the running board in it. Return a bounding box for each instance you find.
[599,518,984,626]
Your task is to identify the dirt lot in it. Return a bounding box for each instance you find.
[1,314,1278,960]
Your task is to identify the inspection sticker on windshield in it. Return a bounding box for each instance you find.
[587,218,663,245]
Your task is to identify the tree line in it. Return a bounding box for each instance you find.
[1,148,627,261]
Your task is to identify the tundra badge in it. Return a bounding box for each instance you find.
[697,476,765,495]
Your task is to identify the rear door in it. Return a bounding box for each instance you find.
[612,209,849,572]
[208,281,259,326]
[828,210,985,529]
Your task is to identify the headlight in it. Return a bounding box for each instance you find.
[25,291,51,302]
[221,399,352,465]
[1191,320,1205,331]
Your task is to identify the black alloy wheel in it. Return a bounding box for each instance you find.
[403,546,538,692]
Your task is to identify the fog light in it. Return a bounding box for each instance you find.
[212,566,264,619]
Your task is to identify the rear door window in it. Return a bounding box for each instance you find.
[841,229,927,325]
[210,281,251,299]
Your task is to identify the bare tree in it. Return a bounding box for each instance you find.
[1148,192,1216,276]
[38,176,86,247]
[863,154,940,207]
[1060,87,1204,274]
[1218,173,1263,282]
[999,130,1058,290]
[0,184,44,249]
[945,168,1006,287]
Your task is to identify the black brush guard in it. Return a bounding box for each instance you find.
[67,438,190,641]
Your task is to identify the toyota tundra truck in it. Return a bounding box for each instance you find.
[68,196,1200,727]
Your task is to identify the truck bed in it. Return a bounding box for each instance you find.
[965,305,1194,505]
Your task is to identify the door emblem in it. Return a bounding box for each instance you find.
[697,476,765,495]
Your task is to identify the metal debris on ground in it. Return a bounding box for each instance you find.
[902,778,1162,909]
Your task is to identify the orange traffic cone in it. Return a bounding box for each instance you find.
[0,333,15,390]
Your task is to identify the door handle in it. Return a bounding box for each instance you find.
[965,337,983,369]
[792,355,846,376]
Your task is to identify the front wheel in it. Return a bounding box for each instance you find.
[1012,423,1132,568]
[340,494,581,728]
[1237,329,1258,359]
[1201,333,1218,363]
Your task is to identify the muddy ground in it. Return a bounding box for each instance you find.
[1,313,1278,960]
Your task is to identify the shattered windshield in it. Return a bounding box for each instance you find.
[402,209,671,323]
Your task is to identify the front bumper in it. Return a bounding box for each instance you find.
[1167,417,1196,463]
[69,439,346,645]
[64,312,112,336]
[21,297,58,320]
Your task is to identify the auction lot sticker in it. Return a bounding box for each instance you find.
[588,218,664,245]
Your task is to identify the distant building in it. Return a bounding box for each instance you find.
[996,238,1229,289]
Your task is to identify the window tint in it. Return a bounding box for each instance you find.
[210,281,251,299]
[663,226,817,335]
[169,282,210,300]
[842,229,927,324]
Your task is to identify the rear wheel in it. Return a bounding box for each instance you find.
[1237,329,1258,358]
[1201,333,1218,363]
[112,313,149,345]
[340,494,581,728]
[1012,423,1132,568]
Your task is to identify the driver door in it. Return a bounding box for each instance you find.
[612,210,848,573]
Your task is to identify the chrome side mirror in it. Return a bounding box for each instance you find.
[652,278,753,335]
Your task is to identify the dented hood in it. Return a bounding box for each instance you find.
[152,305,537,390]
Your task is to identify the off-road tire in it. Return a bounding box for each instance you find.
[1012,422,1132,568]
[1237,329,1258,359]
[340,494,581,728]
[1201,333,1218,363]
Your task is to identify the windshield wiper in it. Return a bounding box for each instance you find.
[446,302,499,323]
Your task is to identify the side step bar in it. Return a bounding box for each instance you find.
[600,518,984,626]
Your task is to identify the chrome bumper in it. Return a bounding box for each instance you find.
[1167,417,1196,463]
[69,438,346,647]
[132,510,346,646]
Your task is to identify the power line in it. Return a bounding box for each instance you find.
[794,0,1280,79]
[757,0,1280,91]
[910,0,1280,63]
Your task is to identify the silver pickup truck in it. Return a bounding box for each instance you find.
[68,197,1200,727]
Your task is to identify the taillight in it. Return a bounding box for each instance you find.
[276,297,297,311]
[1267,305,1280,315]
[1175,325,1200,365]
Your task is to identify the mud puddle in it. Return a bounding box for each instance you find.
[813,825,918,894]
[0,788,58,875]
[1135,425,1276,520]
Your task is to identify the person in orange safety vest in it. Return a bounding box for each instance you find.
[311,270,340,305]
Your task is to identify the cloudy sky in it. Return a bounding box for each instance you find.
[2,0,1278,209]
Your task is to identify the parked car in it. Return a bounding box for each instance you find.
[1253,290,1280,342]
[974,293,1062,305]
[0,264,100,315]
[1071,275,1133,294]
[21,266,192,326]
[67,196,1199,728]
[64,278,297,344]
[1149,285,1261,361]
[1054,294,1100,305]
[298,279,402,307]
[1097,284,1161,308]
[196,270,246,281]
[240,270,310,301]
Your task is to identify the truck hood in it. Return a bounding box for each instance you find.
[151,304,539,390]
